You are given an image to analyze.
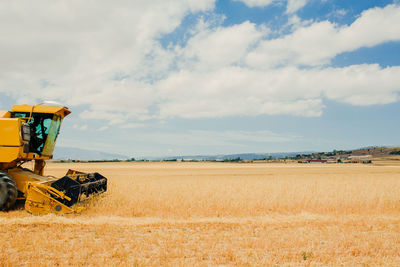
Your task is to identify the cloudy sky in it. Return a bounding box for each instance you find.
[1,0,399,157]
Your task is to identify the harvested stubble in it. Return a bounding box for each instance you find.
[1,162,400,266]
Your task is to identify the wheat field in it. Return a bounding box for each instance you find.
[1,162,400,266]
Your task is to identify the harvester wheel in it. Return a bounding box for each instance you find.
[0,171,18,211]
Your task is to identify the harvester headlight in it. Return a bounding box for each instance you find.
[21,123,31,142]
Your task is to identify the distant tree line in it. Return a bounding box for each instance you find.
[58,158,135,163]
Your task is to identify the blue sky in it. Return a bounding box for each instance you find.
[0,0,399,157]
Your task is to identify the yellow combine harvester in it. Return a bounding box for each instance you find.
[0,104,107,215]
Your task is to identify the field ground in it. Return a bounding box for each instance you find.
[1,162,400,266]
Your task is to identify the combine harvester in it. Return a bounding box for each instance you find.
[0,103,107,215]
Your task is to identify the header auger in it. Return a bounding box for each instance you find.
[0,104,107,215]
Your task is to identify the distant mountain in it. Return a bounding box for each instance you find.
[53,145,399,161]
[53,147,129,161]
[350,146,400,157]
[151,146,400,161]
[154,152,316,161]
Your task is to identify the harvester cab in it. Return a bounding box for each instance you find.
[0,104,107,215]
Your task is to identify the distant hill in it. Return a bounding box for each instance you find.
[154,147,400,161]
[277,146,400,161]
[351,146,400,157]
[52,146,400,161]
[53,147,129,161]
[155,152,315,161]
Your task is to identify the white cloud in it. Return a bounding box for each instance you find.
[319,64,400,105]
[233,0,308,12]
[247,4,400,68]
[73,124,88,131]
[0,1,399,126]
[97,126,109,132]
[232,0,276,8]
[119,123,147,129]
[136,129,301,149]
[156,65,400,118]
[156,67,323,118]
[0,0,215,102]
[286,0,308,14]
[177,21,267,70]
[286,15,313,31]
[106,129,301,156]
[328,8,347,18]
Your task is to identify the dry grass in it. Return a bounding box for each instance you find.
[372,155,400,166]
[1,162,400,266]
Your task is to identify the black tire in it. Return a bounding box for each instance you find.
[0,171,18,211]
